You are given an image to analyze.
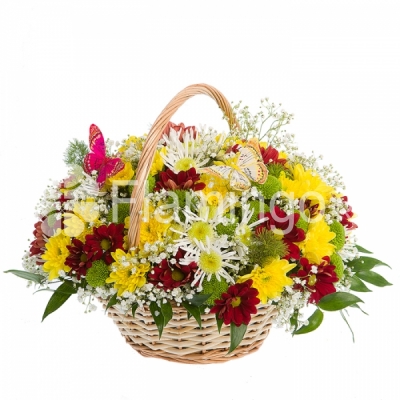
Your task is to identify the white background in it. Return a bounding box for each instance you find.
[1,1,399,399]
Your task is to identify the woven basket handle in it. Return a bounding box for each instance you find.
[128,83,238,247]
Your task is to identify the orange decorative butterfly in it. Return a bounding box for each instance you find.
[202,139,268,190]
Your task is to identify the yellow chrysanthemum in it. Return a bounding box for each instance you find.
[105,162,134,188]
[299,218,336,264]
[150,147,166,176]
[199,173,230,206]
[280,164,335,208]
[63,198,99,239]
[42,230,71,280]
[118,135,143,154]
[139,201,171,249]
[238,258,295,303]
[106,249,150,296]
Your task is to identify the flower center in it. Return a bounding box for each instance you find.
[175,157,196,172]
[171,268,185,282]
[100,238,111,251]
[199,250,222,274]
[308,274,317,286]
[188,221,214,244]
[231,296,241,308]
[80,253,88,262]
[237,225,252,245]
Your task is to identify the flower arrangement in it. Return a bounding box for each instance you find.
[6,84,392,360]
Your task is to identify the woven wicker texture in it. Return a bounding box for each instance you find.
[100,300,277,364]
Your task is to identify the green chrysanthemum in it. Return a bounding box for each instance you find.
[247,229,288,269]
[267,163,290,179]
[254,175,282,200]
[329,253,344,279]
[201,274,229,306]
[329,220,345,250]
[216,220,238,237]
[86,260,110,287]
[107,203,131,224]
[146,175,156,194]
[248,200,270,225]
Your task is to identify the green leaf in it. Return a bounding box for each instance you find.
[357,270,392,287]
[160,300,173,327]
[188,294,211,307]
[216,315,223,334]
[340,310,355,343]
[355,244,373,254]
[105,293,118,312]
[349,303,369,315]
[149,302,164,338]
[228,323,247,354]
[290,309,299,337]
[348,256,390,272]
[182,301,202,329]
[349,275,372,292]
[4,270,46,284]
[294,308,324,335]
[318,292,363,311]
[131,302,139,318]
[42,281,77,321]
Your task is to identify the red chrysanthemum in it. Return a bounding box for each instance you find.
[340,196,358,230]
[29,220,49,263]
[148,249,197,290]
[210,280,260,326]
[155,167,206,192]
[256,206,305,260]
[260,145,286,165]
[65,238,99,279]
[291,257,339,304]
[163,121,197,141]
[84,223,125,265]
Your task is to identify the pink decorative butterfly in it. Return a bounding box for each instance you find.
[83,124,125,187]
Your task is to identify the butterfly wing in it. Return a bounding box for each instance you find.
[201,165,233,181]
[202,165,251,191]
[229,170,251,191]
[83,124,106,174]
[237,139,268,184]
[97,157,125,187]
[89,124,106,156]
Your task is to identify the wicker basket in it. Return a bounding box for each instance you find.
[105,83,278,364]
[100,300,277,364]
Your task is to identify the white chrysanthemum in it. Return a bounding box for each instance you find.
[161,128,210,173]
[179,237,240,288]
[171,202,228,254]
[234,202,269,255]
[78,173,107,198]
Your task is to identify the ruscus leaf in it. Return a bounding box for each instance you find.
[318,292,363,311]
[349,275,372,292]
[105,292,118,312]
[4,270,46,284]
[182,301,202,328]
[42,281,77,321]
[348,256,390,272]
[294,308,324,335]
[160,300,173,327]
[357,270,392,287]
[149,302,164,338]
[228,323,247,354]
[355,245,373,254]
